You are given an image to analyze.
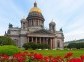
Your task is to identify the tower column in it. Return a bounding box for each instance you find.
[53,38,55,49]
[35,20,36,26]
[50,38,53,49]
[32,20,33,26]
[32,37,33,42]
[43,38,45,44]
[44,37,46,44]
[45,38,46,44]
[52,38,54,49]
[40,37,41,44]
[28,37,29,43]
[38,20,39,26]
[36,37,37,44]
[29,20,30,26]
[46,38,48,44]
[33,20,35,26]
[31,20,32,26]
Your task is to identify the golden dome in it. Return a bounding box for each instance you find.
[29,2,41,13]
[30,7,41,13]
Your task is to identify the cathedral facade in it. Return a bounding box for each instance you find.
[6,2,64,49]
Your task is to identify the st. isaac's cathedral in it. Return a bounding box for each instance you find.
[6,2,64,49]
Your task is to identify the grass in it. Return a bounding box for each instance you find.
[27,49,84,57]
[0,45,20,55]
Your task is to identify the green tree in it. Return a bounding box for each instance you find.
[67,43,76,49]
[0,36,15,46]
[67,42,84,49]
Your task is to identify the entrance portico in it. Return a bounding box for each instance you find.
[27,33,55,49]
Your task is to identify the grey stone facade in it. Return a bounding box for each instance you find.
[6,2,64,49]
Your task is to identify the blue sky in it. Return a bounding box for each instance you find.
[0,0,84,41]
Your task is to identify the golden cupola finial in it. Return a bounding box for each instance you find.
[29,1,42,13]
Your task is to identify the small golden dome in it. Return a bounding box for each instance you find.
[29,2,41,13]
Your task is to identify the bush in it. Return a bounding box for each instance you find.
[23,42,50,50]
[0,45,20,55]
[37,43,49,49]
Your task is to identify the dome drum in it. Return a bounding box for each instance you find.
[28,12,43,18]
[26,12,45,21]
[26,17,44,21]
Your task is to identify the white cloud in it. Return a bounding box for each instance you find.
[64,13,84,41]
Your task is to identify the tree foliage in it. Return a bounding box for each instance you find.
[0,36,15,46]
[67,42,84,49]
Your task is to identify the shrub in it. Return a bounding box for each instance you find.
[37,43,49,49]
[0,45,20,55]
[23,42,50,50]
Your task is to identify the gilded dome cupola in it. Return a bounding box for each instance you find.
[26,2,45,28]
[27,2,44,20]
[30,1,41,13]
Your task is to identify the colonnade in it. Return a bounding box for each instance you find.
[28,20,43,27]
[27,37,54,49]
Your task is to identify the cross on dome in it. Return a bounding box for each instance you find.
[34,1,37,7]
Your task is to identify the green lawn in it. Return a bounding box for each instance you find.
[27,49,84,57]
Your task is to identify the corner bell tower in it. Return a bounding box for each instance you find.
[49,21,56,33]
